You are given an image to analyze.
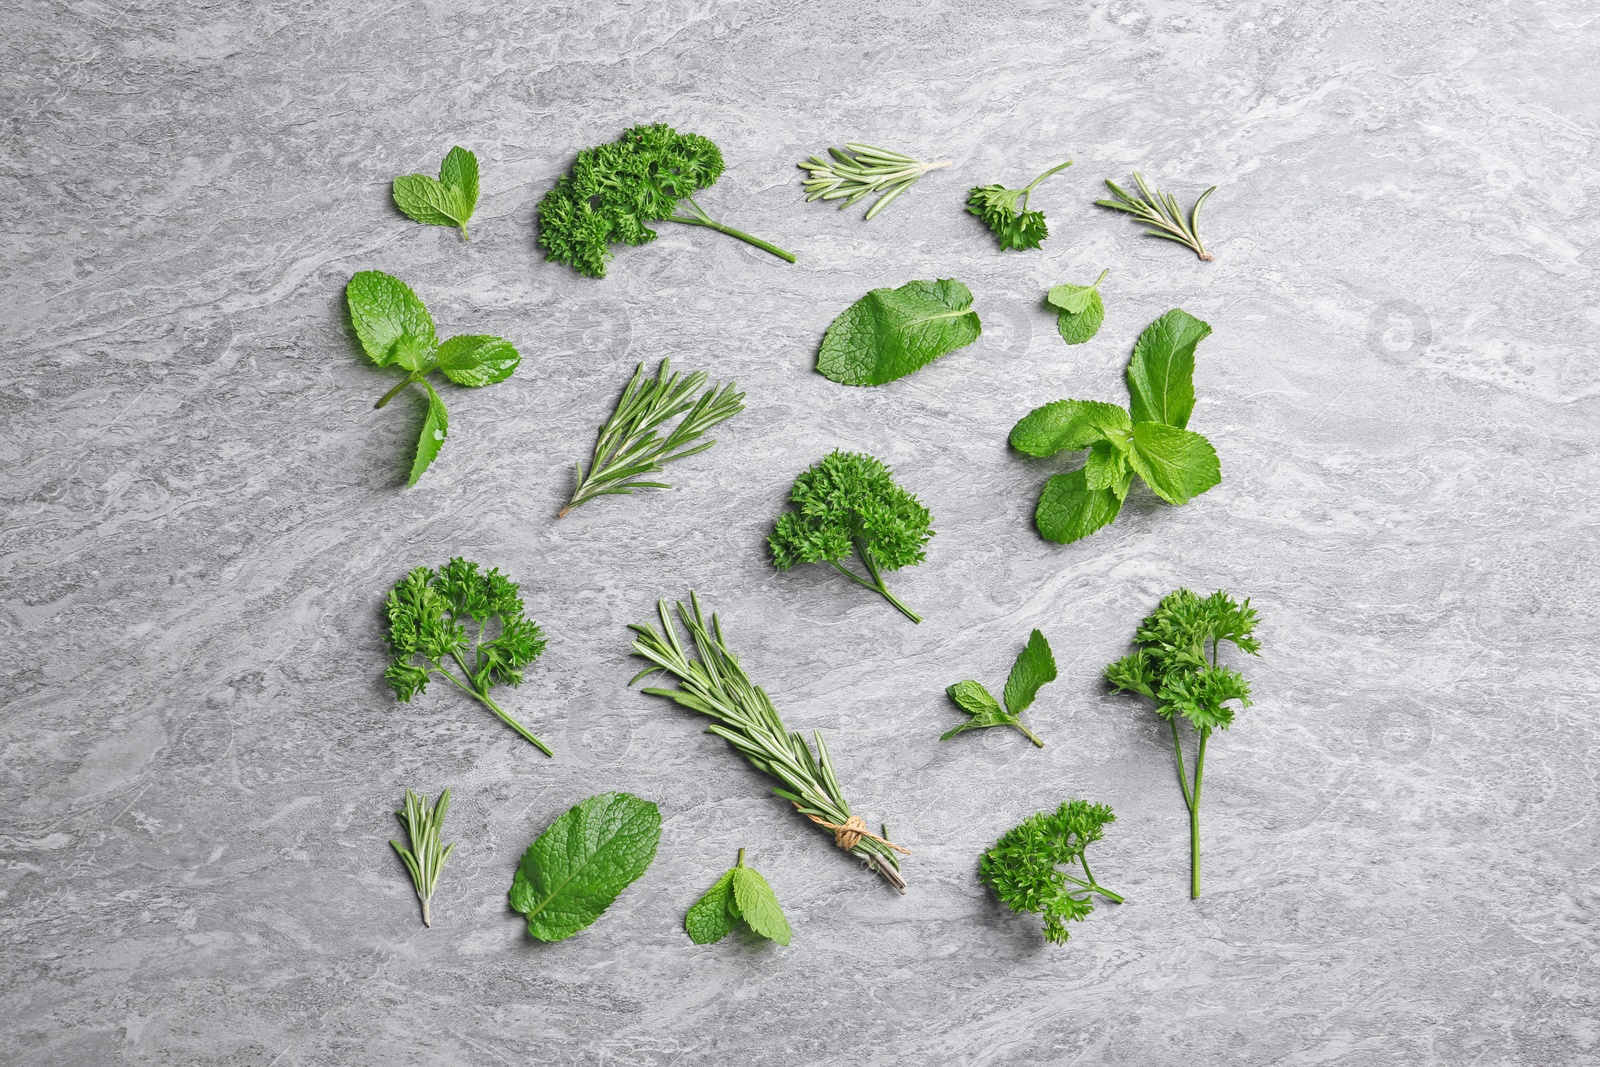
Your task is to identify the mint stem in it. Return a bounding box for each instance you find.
[374,376,415,409]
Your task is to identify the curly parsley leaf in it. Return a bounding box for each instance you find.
[510,792,661,942]
[967,160,1072,251]
[1011,309,1220,544]
[980,799,1123,945]
[817,278,981,386]
[383,557,551,754]
[943,629,1057,747]
[537,123,794,278]
[1046,269,1109,345]
[1105,588,1260,897]
[769,451,933,623]
[392,146,479,240]
[346,271,521,486]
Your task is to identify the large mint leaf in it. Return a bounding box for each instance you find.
[817,278,981,386]
[1126,422,1220,505]
[1126,309,1211,429]
[1002,629,1057,717]
[509,792,661,942]
[347,271,436,367]
[436,335,520,387]
[1034,468,1125,544]
[1010,400,1130,458]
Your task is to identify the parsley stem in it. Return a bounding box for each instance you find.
[666,196,797,264]
[1190,728,1209,899]
[374,376,417,409]
[1020,159,1074,211]
[826,557,921,622]
[433,662,553,756]
[859,549,921,624]
[1077,857,1124,903]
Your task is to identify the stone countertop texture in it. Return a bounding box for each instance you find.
[3,1,1598,1064]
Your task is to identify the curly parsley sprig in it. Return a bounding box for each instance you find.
[383,558,552,756]
[538,124,795,278]
[980,799,1123,945]
[967,160,1073,251]
[1105,588,1259,897]
[768,451,934,624]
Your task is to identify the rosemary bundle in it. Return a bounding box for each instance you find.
[1096,172,1217,260]
[561,360,745,517]
[797,143,951,220]
[629,594,910,891]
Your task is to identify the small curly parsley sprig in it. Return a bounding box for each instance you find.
[768,451,934,624]
[980,799,1124,945]
[1105,589,1259,897]
[537,123,795,278]
[966,160,1073,251]
[383,558,552,756]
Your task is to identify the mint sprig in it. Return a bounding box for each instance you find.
[392,146,479,240]
[1010,309,1220,544]
[346,271,520,486]
[685,849,792,946]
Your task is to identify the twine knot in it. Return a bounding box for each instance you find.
[802,811,911,855]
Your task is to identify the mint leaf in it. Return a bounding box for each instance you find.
[509,792,661,942]
[685,851,791,946]
[1126,309,1211,429]
[1126,421,1220,505]
[731,866,791,946]
[408,383,449,487]
[1083,441,1131,496]
[393,146,479,239]
[1035,468,1125,545]
[1054,293,1104,345]
[435,335,520,387]
[817,278,981,386]
[1002,629,1057,718]
[1009,400,1130,458]
[1047,269,1108,346]
[942,631,1055,747]
[347,271,436,366]
[347,270,522,486]
[684,869,738,945]
[941,680,1009,740]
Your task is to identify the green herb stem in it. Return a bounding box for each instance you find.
[374,376,417,409]
[667,196,796,263]
[1021,160,1074,207]
[1190,727,1209,899]
[434,656,553,757]
[858,549,921,624]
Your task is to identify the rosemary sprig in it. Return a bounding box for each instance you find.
[390,788,455,927]
[797,143,952,220]
[629,594,910,892]
[561,360,745,518]
[1096,172,1217,261]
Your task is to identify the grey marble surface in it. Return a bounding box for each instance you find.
[4,1,1599,1064]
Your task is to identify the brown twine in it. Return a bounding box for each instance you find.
[802,811,911,855]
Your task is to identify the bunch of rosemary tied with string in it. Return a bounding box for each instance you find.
[630,593,910,891]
